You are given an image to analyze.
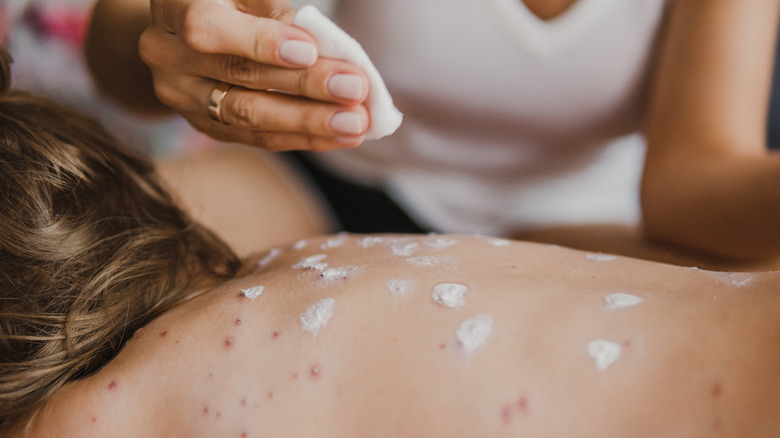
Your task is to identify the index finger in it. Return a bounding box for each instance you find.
[159,0,318,67]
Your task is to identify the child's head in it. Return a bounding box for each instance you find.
[0,47,241,432]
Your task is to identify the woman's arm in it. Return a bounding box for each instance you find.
[85,0,168,114]
[642,0,780,259]
[85,0,368,151]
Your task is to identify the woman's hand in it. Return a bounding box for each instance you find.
[139,0,369,151]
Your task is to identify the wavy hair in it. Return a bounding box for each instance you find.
[0,46,241,432]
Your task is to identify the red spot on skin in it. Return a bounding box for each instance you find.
[160,331,169,338]
[208,372,214,378]
[91,417,97,423]
[623,339,632,348]
[712,384,723,398]
[439,343,446,350]
[267,392,274,399]
[241,433,248,438]
[235,318,243,326]
[311,364,321,378]
[272,331,280,339]
[216,412,221,418]
[240,397,247,406]
[517,396,528,413]
[175,340,180,345]
[292,373,299,380]
[511,265,518,269]
[108,380,118,391]
[224,337,234,348]
[203,407,209,416]
[502,405,513,423]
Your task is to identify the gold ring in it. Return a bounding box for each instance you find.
[207,82,233,124]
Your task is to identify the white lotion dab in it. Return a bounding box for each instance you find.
[387,278,412,297]
[432,283,468,308]
[257,248,282,268]
[321,236,347,249]
[407,256,441,267]
[391,242,419,256]
[604,293,644,310]
[456,314,494,355]
[586,253,617,262]
[587,339,622,371]
[300,298,335,337]
[424,237,458,248]
[293,254,328,271]
[320,266,356,281]
[487,238,511,247]
[240,285,265,300]
[293,239,308,250]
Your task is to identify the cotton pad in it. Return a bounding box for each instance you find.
[293,5,403,140]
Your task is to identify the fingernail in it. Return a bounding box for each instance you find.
[327,74,365,100]
[279,40,317,66]
[330,111,366,135]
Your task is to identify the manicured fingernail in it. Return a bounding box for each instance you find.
[327,74,365,100]
[330,111,366,135]
[279,40,317,66]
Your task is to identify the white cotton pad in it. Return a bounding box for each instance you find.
[293,5,403,140]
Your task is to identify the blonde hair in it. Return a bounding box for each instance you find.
[0,47,241,431]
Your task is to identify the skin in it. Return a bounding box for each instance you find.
[16,234,780,437]
[83,0,780,260]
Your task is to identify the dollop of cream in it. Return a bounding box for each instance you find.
[432,283,468,308]
[456,314,494,355]
[300,298,335,337]
[604,293,644,309]
[587,339,622,371]
[240,285,265,300]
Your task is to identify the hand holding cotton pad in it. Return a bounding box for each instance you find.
[293,5,403,140]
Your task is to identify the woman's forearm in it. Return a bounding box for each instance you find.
[85,0,172,115]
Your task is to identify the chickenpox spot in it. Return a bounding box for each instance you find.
[300,298,335,337]
[203,406,210,416]
[311,364,321,377]
[235,318,243,326]
[432,283,468,308]
[224,337,234,348]
[160,330,169,338]
[108,380,119,391]
[258,248,282,268]
[517,396,528,412]
[268,391,275,398]
[456,314,494,354]
[586,253,617,262]
[587,339,622,371]
[240,285,264,300]
[240,397,247,406]
[241,433,248,438]
[91,417,97,423]
[293,254,328,271]
[387,278,412,297]
[604,293,644,309]
[712,383,722,398]
[439,343,446,350]
[272,331,280,339]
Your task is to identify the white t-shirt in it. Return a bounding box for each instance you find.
[314,0,669,235]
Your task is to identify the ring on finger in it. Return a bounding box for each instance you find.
[207,82,234,124]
